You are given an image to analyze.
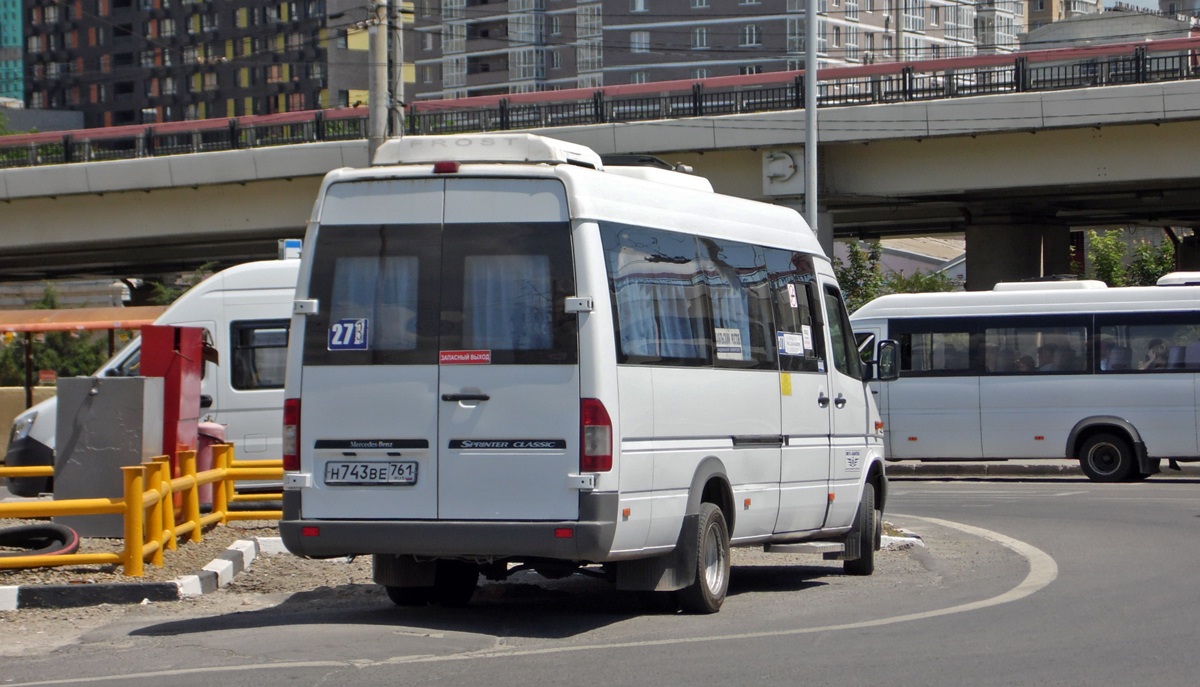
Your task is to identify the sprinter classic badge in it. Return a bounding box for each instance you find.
[329,318,369,350]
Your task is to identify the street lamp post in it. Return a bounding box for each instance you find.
[804,0,818,235]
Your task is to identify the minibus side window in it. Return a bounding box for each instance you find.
[699,237,776,370]
[983,323,1088,374]
[1095,312,1200,372]
[231,320,289,390]
[893,319,975,376]
[823,286,863,381]
[765,249,824,373]
[601,223,712,367]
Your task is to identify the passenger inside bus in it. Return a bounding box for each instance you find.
[1138,338,1168,370]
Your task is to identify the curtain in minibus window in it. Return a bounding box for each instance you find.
[463,255,553,351]
[330,255,420,351]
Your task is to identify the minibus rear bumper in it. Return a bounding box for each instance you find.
[278,491,619,562]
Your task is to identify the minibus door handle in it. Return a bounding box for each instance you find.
[442,393,490,402]
[817,393,830,408]
[834,393,847,409]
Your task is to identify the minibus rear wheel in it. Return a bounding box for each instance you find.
[677,502,730,614]
[385,585,431,607]
[1079,432,1134,482]
[430,560,479,608]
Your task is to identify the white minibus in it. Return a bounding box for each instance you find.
[278,133,894,613]
[5,257,297,496]
[851,279,1200,482]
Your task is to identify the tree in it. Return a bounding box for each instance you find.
[885,268,961,294]
[1126,239,1175,286]
[146,261,218,305]
[1086,229,1127,287]
[0,286,113,386]
[834,240,885,312]
[1086,229,1176,287]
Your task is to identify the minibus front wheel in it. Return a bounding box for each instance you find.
[1078,432,1135,482]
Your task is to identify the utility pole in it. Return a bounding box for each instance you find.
[803,0,818,234]
[368,0,389,160]
[389,2,406,137]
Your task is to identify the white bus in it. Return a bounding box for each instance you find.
[851,279,1200,482]
[278,133,893,614]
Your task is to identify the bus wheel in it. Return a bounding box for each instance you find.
[844,483,879,576]
[385,585,431,607]
[430,560,479,608]
[677,503,730,614]
[1079,433,1134,482]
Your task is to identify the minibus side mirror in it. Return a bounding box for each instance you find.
[876,339,899,381]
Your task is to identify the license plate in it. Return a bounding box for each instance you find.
[324,461,418,486]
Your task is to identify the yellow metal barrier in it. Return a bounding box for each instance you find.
[0,445,283,575]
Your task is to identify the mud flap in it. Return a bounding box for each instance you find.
[613,513,699,592]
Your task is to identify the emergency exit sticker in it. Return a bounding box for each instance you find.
[440,350,492,365]
[329,318,369,351]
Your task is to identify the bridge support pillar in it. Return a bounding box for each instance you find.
[965,224,1072,291]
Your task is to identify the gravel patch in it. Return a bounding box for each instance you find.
[0,519,282,587]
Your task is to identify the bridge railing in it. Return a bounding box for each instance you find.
[3,37,1199,169]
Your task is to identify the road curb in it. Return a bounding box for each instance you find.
[887,461,1200,479]
[0,536,279,611]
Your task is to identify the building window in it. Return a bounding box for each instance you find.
[630,30,650,53]
[631,71,647,84]
[694,67,709,79]
[692,27,708,49]
[740,24,762,47]
[740,64,763,74]
[631,0,647,11]
[692,0,710,6]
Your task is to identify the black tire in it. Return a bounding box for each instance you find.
[677,502,730,614]
[430,560,479,608]
[844,482,879,576]
[385,585,431,607]
[0,523,80,557]
[1078,432,1135,482]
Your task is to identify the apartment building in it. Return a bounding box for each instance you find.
[21,0,382,128]
[1,0,20,99]
[1026,0,1101,33]
[412,0,998,100]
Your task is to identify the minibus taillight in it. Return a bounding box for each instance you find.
[580,398,612,472]
[433,161,460,174]
[283,398,300,472]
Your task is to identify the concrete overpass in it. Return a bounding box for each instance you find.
[4,78,1200,288]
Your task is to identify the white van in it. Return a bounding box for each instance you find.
[278,134,894,613]
[4,257,298,497]
[851,279,1200,481]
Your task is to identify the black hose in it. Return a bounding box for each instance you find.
[0,523,81,557]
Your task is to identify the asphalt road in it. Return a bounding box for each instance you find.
[3,477,1199,686]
